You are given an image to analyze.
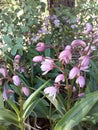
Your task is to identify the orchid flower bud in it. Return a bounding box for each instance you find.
[12,75,21,86]
[78,93,85,98]
[53,19,60,27]
[80,55,90,67]
[14,55,21,64]
[76,75,85,88]
[40,58,54,75]
[35,42,46,52]
[3,87,14,101]
[55,74,65,83]
[59,49,72,64]
[84,23,93,34]
[71,39,86,48]
[21,86,29,96]
[72,86,76,92]
[44,86,59,101]
[69,66,80,79]
[0,68,8,77]
[32,56,44,63]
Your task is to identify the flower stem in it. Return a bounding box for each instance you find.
[18,88,24,130]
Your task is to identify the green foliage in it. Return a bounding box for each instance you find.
[0,0,98,130]
[54,91,98,130]
[0,0,45,56]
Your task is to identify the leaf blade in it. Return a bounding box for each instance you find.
[54,91,98,130]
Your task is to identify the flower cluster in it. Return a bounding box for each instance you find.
[0,54,30,101]
[32,23,98,100]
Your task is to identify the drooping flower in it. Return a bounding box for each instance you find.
[80,55,90,67]
[80,66,89,72]
[0,68,8,77]
[78,93,85,98]
[12,75,21,86]
[14,55,21,64]
[3,87,14,101]
[71,39,86,48]
[83,43,96,55]
[72,86,76,92]
[65,45,71,50]
[59,49,72,64]
[35,42,46,52]
[40,58,54,75]
[32,56,44,63]
[21,86,29,96]
[44,86,59,101]
[84,23,93,34]
[55,74,65,83]
[76,75,85,88]
[69,66,80,79]
[53,19,60,27]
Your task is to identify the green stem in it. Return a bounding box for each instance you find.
[67,85,72,111]
[18,88,24,130]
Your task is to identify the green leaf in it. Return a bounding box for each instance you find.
[2,35,12,46]
[54,91,98,130]
[31,98,49,118]
[23,80,50,118]
[11,43,23,55]
[0,93,4,109]
[46,96,65,116]
[16,37,23,44]
[0,109,19,128]
[7,99,19,117]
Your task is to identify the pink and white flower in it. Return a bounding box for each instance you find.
[55,74,65,83]
[35,42,46,52]
[21,86,29,96]
[44,86,59,101]
[84,23,93,34]
[80,66,89,72]
[71,39,86,48]
[12,75,21,86]
[69,66,80,79]
[78,92,85,98]
[3,87,14,101]
[32,56,44,62]
[80,55,90,67]
[40,58,54,75]
[14,54,21,63]
[76,75,85,88]
[0,68,8,77]
[59,49,72,64]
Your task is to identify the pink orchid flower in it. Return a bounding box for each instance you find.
[69,66,80,79]
[0,68,8,77]
[71,39,86,48]
[32,56,44,62]
[40,58,54,75]
[44,86,59,101]
[14,54,21,64]
[21,86,29,96]
[59,49,72,64]
[12,75,21,86]
[35,42,46,52]
[76,75,85,88]
[55,74,65,83]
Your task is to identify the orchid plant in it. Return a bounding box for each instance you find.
[0,6,98,129]
[32,22,98,129]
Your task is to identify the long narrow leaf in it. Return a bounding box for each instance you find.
[23,80,50,112]
[54,91,98,130]
[0,109,19,128]
[7,99,19,116]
